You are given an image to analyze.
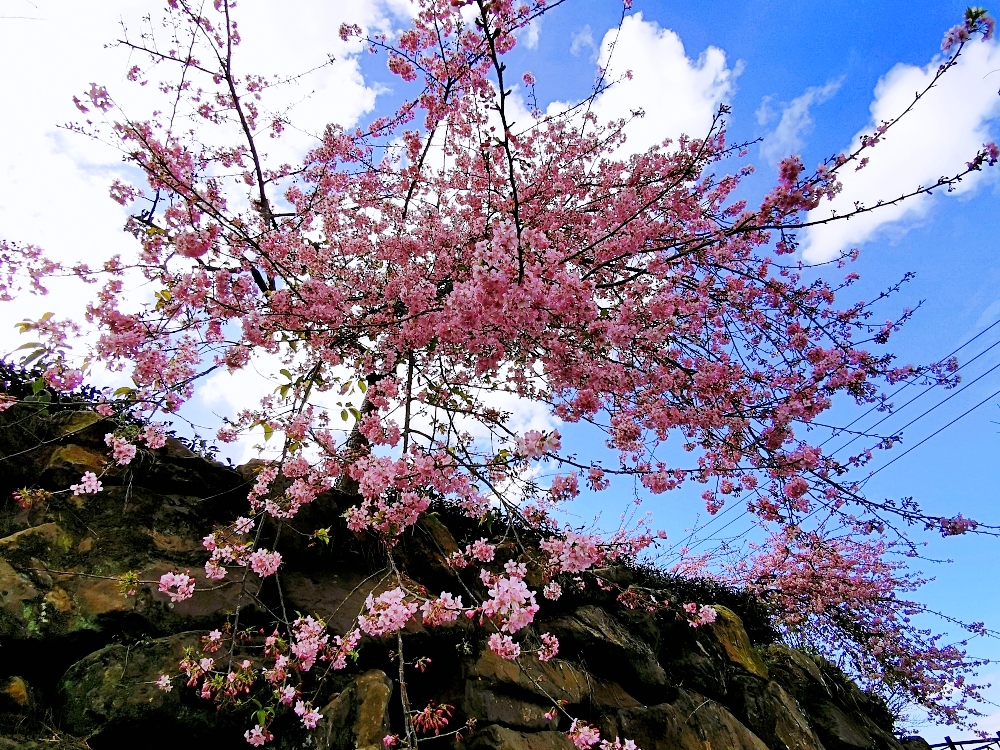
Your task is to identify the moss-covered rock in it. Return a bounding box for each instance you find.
[0,402,938,749]
[706,604,769,679]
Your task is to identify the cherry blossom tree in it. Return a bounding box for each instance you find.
[2,0,999,743]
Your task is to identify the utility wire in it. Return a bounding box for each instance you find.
[860,384,1000,485]
[681,382,1000,561]
[666,321,1000,561]
[820,317,1000,449]
[828,337,1000,459]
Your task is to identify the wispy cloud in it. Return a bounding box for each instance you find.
[759,78,842,165]
[570,24,597,58]
[519,16,542,50]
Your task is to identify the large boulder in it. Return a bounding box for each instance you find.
[315,670,393,750]
[546,605,667,697]
[613,688,770,750]
[58,631,222,737]
[470,726,574,750]
[729,675,826,750]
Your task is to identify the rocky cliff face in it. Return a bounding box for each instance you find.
[0,402,934,750]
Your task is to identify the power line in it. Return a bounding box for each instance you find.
[828,336,1000,458]
[685,382,1000,559]
[832,356,1000,460]
[861,384,1000,485]
[820,318,1000,450]
[665,497,744,554]
[665,322,1000,561]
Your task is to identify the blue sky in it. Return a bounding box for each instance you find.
[2,0,1000,738]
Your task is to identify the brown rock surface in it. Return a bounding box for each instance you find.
[466,649,591,705]
[316,670,393,750]
[58,631,208,735]
[616,688,771,750]
[0,404,936,750]
[463,682,557,730]
[470,726,575,750]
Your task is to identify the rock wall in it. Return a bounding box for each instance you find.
[0,403,934,750]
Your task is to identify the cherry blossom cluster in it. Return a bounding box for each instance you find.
[682,603,718,628]
[447,538,497,568]
[942,6,995,52]
[567,720,641,750]
[420,592,464,627]
[104,433,137,465]
[481,561,540,637]
[358,588,420,637]
[158,571,196,603]
[69,472,102,496]
[4,0,997,739]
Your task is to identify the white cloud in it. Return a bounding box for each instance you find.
[760,78,842,165]
[802,40,1000,263]
[756,95,776,126]
[587,13,739,156]
[570,25,597,59]
[0,0,407,358]
[519,16,542,50]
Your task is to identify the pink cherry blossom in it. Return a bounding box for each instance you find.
[105,433,137,465]
[482,572,539,634]
[143,423,167,449]
[537,633,559,662]
[158,571,195,602]
[421,592,464,626]
[488,633,521,660]
[540,531,602,574]
[244,725,271,746]
[467,538,496,562]
[568,720,602,750]
[294,700,323,729]
[70,472,103,496]
[358,588,418,637]
[248,549,282,577]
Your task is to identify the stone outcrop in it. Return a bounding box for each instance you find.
[0,401,932,750]
[317,670,394,750]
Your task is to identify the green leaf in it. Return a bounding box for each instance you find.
[31,378,46,394]
[15,342,43,350]
[261,423,274,442]
[114,386,135,397]
[340,409,349,422]
[357,379,368,393]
